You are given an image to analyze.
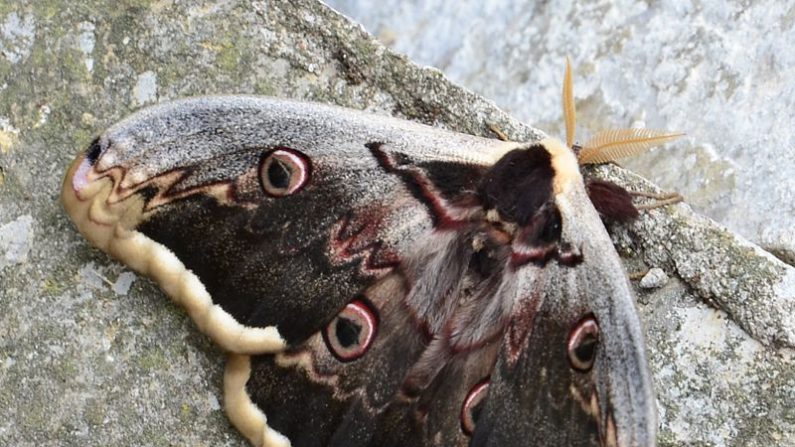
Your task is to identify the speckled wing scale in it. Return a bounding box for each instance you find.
[62,63,674,446]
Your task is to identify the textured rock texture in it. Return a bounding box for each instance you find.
[0,0,793,446]
[329,0,795,266]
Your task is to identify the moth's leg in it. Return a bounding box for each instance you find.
[487,123,511,142]
[631,190,683,210]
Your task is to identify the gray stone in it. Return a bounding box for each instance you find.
[640,267,669,289]
[112,271,136,296]
[0,214,33,269]
[0,0,792,446]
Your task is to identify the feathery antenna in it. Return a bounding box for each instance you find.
[563,57,576,149]
[578,129,685,165]
[560,60,683,164]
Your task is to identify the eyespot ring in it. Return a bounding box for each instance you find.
[567,314,599,372]
[323,299,378,362]
[259,147,311,197]
[460,379,490,436]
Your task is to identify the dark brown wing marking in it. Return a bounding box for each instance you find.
[367,142,484,229]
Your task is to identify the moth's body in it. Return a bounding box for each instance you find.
[63,95,658,447]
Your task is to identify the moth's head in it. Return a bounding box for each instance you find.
[476,131,622,253]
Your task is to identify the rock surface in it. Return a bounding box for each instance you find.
[328,0,795,266]
[0,0,793,446]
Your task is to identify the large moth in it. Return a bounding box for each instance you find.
[61,61,680,446]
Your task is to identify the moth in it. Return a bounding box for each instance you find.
[61,61,681,446]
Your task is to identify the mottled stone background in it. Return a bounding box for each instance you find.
[0,1,793,446]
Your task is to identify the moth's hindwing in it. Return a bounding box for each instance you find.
[62,97,655,447]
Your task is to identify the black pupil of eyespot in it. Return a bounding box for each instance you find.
[86,138,102,164]
[335,317,362,348]
[574,334,597,363]
[267,158,292,189]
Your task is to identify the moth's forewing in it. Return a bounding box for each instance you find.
[61,97,519,355]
